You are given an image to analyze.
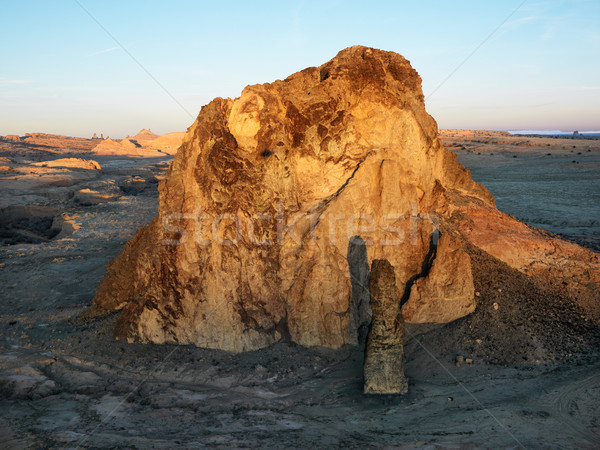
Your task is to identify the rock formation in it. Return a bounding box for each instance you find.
[363,259,408,394]
[3,135,21,142]
[89,46,600,352]
[32,158,101,171]
[92,133,179,156]
[132,128,160,142]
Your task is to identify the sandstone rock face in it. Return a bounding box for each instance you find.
[91,46,489,352]
[363,259,408,394]
[402,232,475,323]
[90,46,598,352]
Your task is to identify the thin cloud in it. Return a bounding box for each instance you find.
[504,15,541,27]
[89,46,120,56]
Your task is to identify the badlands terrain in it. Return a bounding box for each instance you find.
[1,45,599,448]
[0,128,598,448]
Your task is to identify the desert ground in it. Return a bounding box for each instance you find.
[1,131,599,448]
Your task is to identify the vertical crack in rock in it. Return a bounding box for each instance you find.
[400,228,441,307]
[364,259,408,394]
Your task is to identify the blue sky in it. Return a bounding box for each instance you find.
[1,0,598,138]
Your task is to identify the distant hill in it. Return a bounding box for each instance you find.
[146,132,186,154]
[130,128,160,142]
[92,130,184,156]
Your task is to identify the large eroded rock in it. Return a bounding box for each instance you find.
[89,46,599,352]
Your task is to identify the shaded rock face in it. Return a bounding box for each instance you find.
[402,231,475,323]
[364,259,408,394]
[89,45,598,352]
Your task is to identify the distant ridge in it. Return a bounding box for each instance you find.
[510,130,600,136]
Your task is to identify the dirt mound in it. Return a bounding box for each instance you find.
[415,246,600,365]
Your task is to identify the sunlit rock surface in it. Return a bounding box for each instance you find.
[89,46,599,352]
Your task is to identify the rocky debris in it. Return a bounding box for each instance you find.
[363,259,408,394]
[414,245,600,365]
[451,192,600,321]
[89,46,599,353]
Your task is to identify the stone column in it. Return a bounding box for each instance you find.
[363,259,408,394]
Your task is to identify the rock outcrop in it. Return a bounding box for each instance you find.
[2,135,21,142]
[32,158,101,171]
[89,46,600,352]
[92,133,178,157]
[3,133,99,152]
[363,259,408,394]
[131,128,160,142]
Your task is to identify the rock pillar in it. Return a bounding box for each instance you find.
[364,259,408,394]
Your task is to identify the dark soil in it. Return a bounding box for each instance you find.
[414,245,600,365]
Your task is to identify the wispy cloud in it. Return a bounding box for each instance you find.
[0,77,33,85]
[89,46,120,56]
[504,15,541,28]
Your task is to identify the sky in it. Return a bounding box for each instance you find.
[1,0,599,138]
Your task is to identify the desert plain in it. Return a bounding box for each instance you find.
[0,127,598,448]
